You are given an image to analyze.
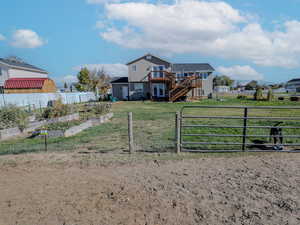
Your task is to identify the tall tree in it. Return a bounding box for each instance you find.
[89,68,111,94]
[75,67,91,92]
[75,67,111,94]
[213,75,234,87]
[64,82,68,89]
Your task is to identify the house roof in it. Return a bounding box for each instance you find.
[126,54,171,68]
[172,63,215,72]
[0,58,48,73]
[111,77,128,83]
[288,78,300,83]
[4,78,48,89]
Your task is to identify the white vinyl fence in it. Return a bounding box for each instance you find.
[0,92,96,108]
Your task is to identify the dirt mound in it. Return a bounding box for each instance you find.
[0,153,299,225]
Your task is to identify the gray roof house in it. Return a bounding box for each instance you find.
[0,57,49,91]
[111,54,215,101]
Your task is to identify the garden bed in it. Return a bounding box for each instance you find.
[34,113,114,138]
[0,113,80,141]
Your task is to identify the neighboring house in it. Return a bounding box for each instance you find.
[0,57,56,93]
[214,85,231,93]
[286,78,300,93]
[111,54,214,101]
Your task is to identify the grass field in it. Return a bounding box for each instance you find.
[0,98,300,155]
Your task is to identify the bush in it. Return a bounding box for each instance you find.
[278,97,285,101]
[267,89,274,101]
[0,105,29,130]
[93,103,112,115]
[237,95,247,100]
[290,96,300,102]
[254,88,264,101]
[42,99,72,119]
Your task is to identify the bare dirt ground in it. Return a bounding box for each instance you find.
[0,152,299,225]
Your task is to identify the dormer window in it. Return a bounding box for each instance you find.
[132,65,137,72]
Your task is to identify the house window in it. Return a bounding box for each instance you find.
[134,83,143,92]
[146,55,152,60]
[132,65,137,72]
[201,73,208,80]
[152,65,165,78]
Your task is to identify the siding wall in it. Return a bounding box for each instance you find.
[128,59,171,82]
[8,68,48,78]
[0,65,9,86]
[202,73,214,96]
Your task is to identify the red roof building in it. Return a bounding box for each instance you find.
[4,78,57,93]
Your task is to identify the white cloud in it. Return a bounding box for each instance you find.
[62,75,78,83]
[99,0,300,69]
[74,63,128,77]
[95,21,106,29]
[87,0,120,4]
[0,34,5,41]
[217,65,264,81]
[11,29,45,48]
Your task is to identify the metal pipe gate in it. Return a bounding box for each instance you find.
[176,106,300,153]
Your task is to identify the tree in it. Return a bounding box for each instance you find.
[267,88,274,101]
[89,68,111,95]
[64,82,68,89]
[75,67,111,94]
[254,87,264,100]
[75,68,91,92]
[245,80,258,90]
[213,75,234,88]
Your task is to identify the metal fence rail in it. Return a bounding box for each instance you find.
[176,105,300,153]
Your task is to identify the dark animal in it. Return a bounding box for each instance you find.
[270,122,284,150]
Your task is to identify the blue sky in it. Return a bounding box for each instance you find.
[0,0,300,85]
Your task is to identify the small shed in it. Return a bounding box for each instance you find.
[4,78,57,94]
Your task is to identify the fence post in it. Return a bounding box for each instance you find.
[128,112,134,154]
[242,107,248,151]
[176,112,181,154]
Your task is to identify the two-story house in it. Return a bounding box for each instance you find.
[0,57,56,93]
[111,54,214,101]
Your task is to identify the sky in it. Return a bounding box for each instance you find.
[1,0,300,85]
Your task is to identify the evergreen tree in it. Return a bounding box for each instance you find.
[75,68,91,92]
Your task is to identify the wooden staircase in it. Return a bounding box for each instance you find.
[169,75,201,102]
[148,70,202,102]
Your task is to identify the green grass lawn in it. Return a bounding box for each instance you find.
[0,98,300,155]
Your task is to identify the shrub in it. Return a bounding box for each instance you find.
[93,103,112,115]
[267,89,274,101]
[278,97,285,101]
[0,105,29,130]
[254,88,264,101]
[290,96,300,102]
[237,95,247,100]
[42,99,72,119]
